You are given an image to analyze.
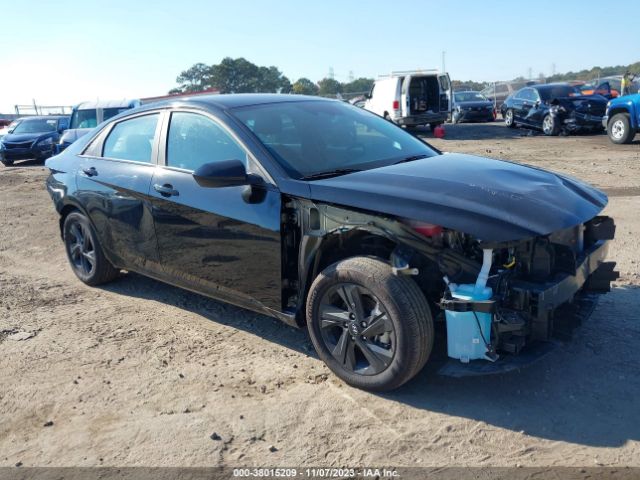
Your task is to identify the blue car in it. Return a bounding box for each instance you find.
[604,93,640,144]
[0,116,69,166]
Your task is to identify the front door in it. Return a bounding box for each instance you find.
[148,110,282,311]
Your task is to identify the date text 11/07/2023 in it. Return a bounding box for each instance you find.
[232,467,400,478]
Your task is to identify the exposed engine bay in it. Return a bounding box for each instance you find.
[283,198,617,364]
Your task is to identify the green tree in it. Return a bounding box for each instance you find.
[174,63,212,93]
[292,78,319,95]
[342,77,374,94]
[317,77,342,96]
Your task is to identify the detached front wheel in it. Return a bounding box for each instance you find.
[306,257,433,391]
[542,114,560,136]
[504,109,516,128]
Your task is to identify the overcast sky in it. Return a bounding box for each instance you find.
[1,0,637,113]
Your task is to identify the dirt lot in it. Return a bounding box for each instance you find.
[1,122,639,468]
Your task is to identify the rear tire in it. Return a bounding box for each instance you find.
[542,114,560,136]
[306,256,434,391]
[504,109,516,128]
[63,211,120,286]
[1,159,14,166]
[608,113,635,144]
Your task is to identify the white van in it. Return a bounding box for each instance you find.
[364,70,452,129]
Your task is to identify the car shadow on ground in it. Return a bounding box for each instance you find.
[101,273,639,448]
[99,272,314,357]
[387,285,640,448]
[1,159,46,169]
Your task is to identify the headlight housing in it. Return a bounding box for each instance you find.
[37,137,53,147]
[0,141,5,151]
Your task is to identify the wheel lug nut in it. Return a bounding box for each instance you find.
[360,322,367,327]
[349,313,355,320]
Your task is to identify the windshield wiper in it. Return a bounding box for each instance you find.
[301,168,363,181]
[393,154,429,165]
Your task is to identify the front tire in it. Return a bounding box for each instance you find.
[306,256,434,391]
[63,211,120,286]
[542,114,559,136]
[608,113,635,144]
[1,159,14,166]
[504,109,516,128]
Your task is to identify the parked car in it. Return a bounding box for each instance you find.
[0,119,21,141]
[603,93,640,144]
[0,116,69,166]
[45,94,616,391]
[364,70,452,129]
[0,119,12,128]
[451,91,495,123]
[480,81,535,113]
[579,79,620,99]
[58,99,142,152]
[501,83,607,135]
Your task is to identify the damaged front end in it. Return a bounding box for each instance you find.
[436,216,617,362]
[550,97,607,133]
[285,198,617,372]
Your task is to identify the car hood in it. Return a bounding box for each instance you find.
[2,132,53,143]
[305,153,607,243]
[60,128,92,144]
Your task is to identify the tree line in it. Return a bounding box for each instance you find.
[169,57,640,97]
[169,57,375,97]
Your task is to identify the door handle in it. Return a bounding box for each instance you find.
[153,183,179,197]
[82,167,98,177]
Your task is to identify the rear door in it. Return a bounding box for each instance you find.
[75,111,162,272]
[438,73,452,113]
[148,109,282,311]
[401,76,410,117]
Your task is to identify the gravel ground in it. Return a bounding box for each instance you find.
[1,122,639,468]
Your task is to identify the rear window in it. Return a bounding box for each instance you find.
[103,114,158,163]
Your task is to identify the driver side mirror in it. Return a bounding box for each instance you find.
[193,159,263,189]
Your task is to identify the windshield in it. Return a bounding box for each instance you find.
[70,109,98,129]
[231,101,438,179]
[11,118,58,134]
[538,85,580,101]
[454,92,488,102]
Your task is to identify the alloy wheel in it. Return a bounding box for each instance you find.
[611,119,625,140]
[505,110,513,126]
[543,115,554,135]
[67,221,96,276]
[318,283,395,375]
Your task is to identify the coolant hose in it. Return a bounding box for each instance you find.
[474,249,493,293]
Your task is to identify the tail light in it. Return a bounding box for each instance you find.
[393,100,399,110]
[405,219,443,237]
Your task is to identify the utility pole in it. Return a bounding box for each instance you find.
[328,67,334,80]
[348,70,354,82]
[527,67,532,81]
[551,63,556,76]
[441,51,446,72]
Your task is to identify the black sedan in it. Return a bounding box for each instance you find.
[45,94,616,391]
[0,116,69,166]
[501,83,607,135]
[451,91,495,123]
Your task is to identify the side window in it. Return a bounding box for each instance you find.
[166,112,247,171]
[103,114,159,163]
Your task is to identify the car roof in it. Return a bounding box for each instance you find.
[74,99,140,109]
[531,83,573,90]
[144,93,331,111]
[20,115,68,120]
